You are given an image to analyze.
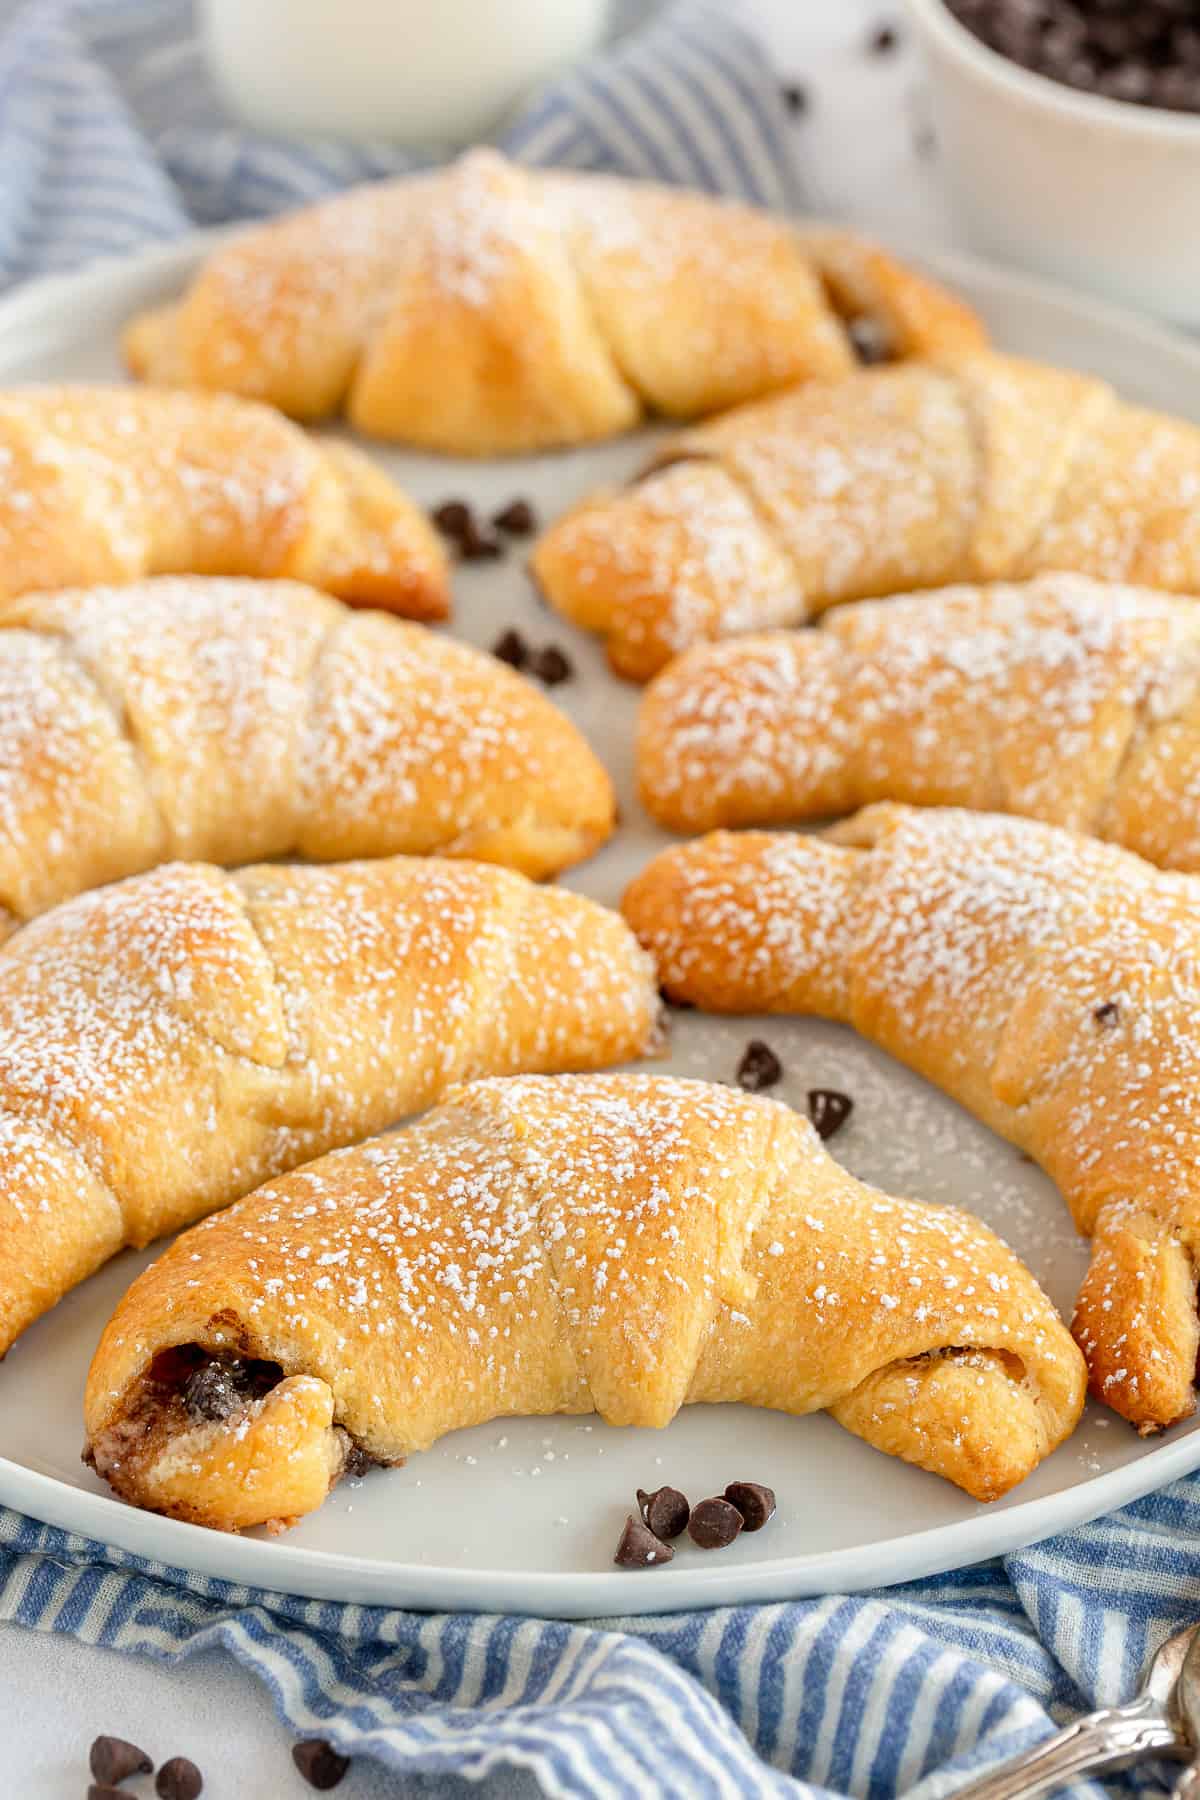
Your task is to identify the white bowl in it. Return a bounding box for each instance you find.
[200,0,611,148]
[904,0,1200,328]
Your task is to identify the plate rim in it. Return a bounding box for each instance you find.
[2,226,1200,1618]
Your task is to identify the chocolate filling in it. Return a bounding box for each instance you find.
[145,1344,284,1423]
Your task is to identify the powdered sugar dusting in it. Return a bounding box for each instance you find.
[0,576,611,922]
[637,574,1200,848]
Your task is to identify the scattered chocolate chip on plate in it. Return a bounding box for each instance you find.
[737,1040,782,1092]
[491,627,530,670]
[688,1497,744,1550]
[528,644,572,686]
[492,497,538,536]
[431,498,473,541]
[807,1088,854,1142]
[614,1512,674,1567]
[724,1481,777,1532]
[637,1484,691,1540]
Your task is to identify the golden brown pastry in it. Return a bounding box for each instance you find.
[624,807,1200,1433]
[84,1073,1084,1531]
[0,386,447,617]
[637,574,1200,868]
[535,351,1200,679]
[0,859,657,1356]
[0,576,614,930]
[124,150,985,456]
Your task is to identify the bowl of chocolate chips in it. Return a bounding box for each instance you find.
[905,0,1200,326]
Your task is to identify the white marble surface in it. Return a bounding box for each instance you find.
[0,3,963,1792]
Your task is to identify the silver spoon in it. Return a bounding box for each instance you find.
[950,1622,1199,1800]
[1171,1627,1200,1800]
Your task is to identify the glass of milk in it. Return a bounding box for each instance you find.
[200,0,613,146]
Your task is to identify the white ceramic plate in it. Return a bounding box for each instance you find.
[2,238,1200,1619]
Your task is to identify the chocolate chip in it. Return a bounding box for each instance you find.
[1094,1001,1121,1026]
[637,1485,690,1540]
[491,627,530,670]
[457,522,504,563]
[724,1481,777,1532]
[688,1497,744,1550]
[156,1758,203,1800]
[90,1737,153,1785]
[90,1788,132,1800]
[781,80,810,114]
[808,1088,854,1142]
[848,317,895,365]
[868,21,900,54]
[432,499,473,542]
[528,645,572,686]
[492,498,537,536]
[737,1039,782,1093]
[613,1512,674,1567]
[182,1359,243,1422]
[292,1739,352,1790]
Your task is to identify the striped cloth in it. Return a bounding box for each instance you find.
[0,2,1194,1796]
[0,0,798,285]
[5,1483,1200,1798]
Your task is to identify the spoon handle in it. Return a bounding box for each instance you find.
[951,1698,1181,1800]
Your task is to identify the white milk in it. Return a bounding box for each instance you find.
[200,0,612,146]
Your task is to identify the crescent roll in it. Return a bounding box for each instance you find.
[0,386,447,617]
[84,1073,1084,1532]
[534,351,1200,678]
[0,859,657,1355]
[124,149,985,456]
[0,576,614,931]
[637,574,1200,869]
[624,807,1200,1433]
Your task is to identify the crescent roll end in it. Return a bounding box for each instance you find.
[86,1357,348,1534]
[1073,1208,1199,1434]
[831,1347,1079,1504]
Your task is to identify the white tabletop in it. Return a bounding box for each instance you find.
[2,3,960,1792]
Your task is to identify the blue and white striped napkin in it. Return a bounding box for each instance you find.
[0,3,1195,1796]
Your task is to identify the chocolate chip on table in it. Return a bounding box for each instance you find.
[528,644,573,686]
[90,1736,153,1785]
[293,1739,352,1790]
[488,627,529,671]
[688,1497,744,1550]
[1094,1000,1121,1027]
[807,1088,854,1142]
[432,498,474,542]
[90,1787,133,1800]
[492,497,538,536]
[847,316,895,365]
[156,1758,203,1800]
[637,1485,691,1540]
[780,80,810,115]
[736,1040,782,1093]
[614,1512,674,1567]
[867,21,900,54]
[724,1481,777,1533]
